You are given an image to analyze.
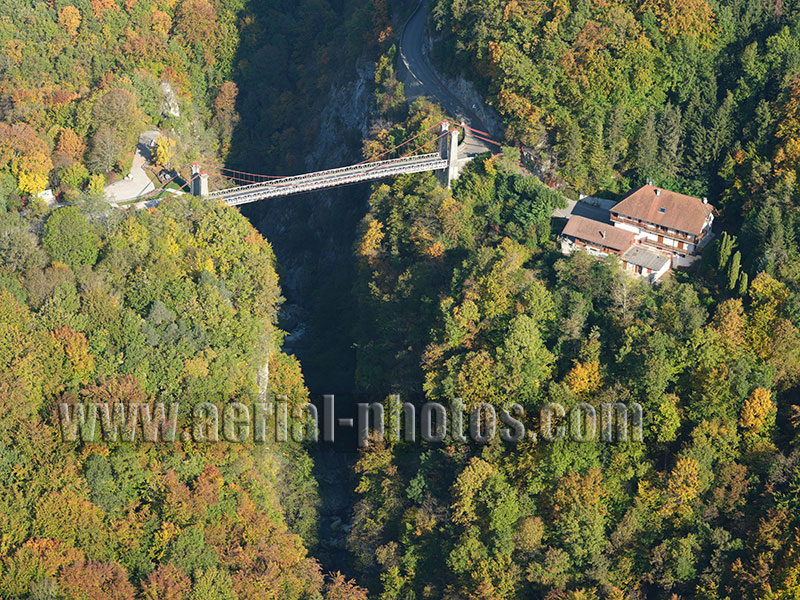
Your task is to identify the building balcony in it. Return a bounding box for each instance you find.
[560,237,623,257]
[610,214,707,244]
[636,237,694,256]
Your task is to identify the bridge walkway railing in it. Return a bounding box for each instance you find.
[212,153,447,205]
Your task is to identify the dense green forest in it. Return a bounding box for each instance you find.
[345,1,800,598]
[4,0,800,598]
[351,152,800,599]
[0,0,245,203]
[0,0,391,203]
[430,0,800,281]
[0,196,371,598]
[0,0,383,595]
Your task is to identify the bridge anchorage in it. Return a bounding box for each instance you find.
[187,120,492,207]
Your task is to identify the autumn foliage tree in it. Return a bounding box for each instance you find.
[0,123,53,195]
[213,81,240,152]
[325,572,369,600]
[55,128,86,161]
[57,6,82,37]
[42,206,100,269]
[0,197,335,599]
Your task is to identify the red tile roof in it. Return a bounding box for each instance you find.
[611,185,714,236]
[561,215,634,253]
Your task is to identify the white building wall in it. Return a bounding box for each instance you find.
[702,214,714,234]
[652,260,671,282]
[561,237,613,259]
[613,221,640,234]
[623,258,671,283]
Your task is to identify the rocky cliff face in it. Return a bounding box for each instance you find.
[306,61,374,171]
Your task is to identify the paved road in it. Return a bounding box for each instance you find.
[104,132,160,204]
[398,0,495,156]
[552,199,613,224]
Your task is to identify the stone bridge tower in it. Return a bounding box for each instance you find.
[190,163,209,197]
[437,122,460,188]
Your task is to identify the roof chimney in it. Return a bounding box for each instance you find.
[655,188,661,197]
[703,197,708,204]
[600,230,606,239]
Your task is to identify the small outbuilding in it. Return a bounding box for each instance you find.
[620,245,671,283]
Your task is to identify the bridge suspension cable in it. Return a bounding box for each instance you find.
[129,164,195,205]
[197,118,451,184]
[132,117,502,207]
[353,118,449,164]
[197,163,286,181]
[214,127,453,196]
[442,119,503,147]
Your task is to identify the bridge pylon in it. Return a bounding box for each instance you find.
[190,163,209,197]
[437,123,460,188]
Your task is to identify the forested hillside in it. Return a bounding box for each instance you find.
[5,0,800,598]
[0,0,245,203]
[346,1,800,598]
[0,0,385,594]
[432,0,800,282]
[0,0,392,204]
[352,149,800,599]
[0,197,372,598]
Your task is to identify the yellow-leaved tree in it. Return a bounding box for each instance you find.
[740,387,776,434]
[153,136,176,168]
[661,455,702,521]
[57,5,82,37]
[565,360,603,399]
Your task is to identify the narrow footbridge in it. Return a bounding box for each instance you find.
[172,120,500,207]
[206,152,448,206]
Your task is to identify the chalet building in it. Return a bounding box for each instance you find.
[559,185,715,283]
[560,215,634,257]
[610,185,715,268]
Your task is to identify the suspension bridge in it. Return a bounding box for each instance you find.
[126,0,505,209]
[140,120,500,208]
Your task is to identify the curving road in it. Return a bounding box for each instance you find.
[398,0,497,156]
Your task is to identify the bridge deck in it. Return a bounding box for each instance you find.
[210,153,448,205]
